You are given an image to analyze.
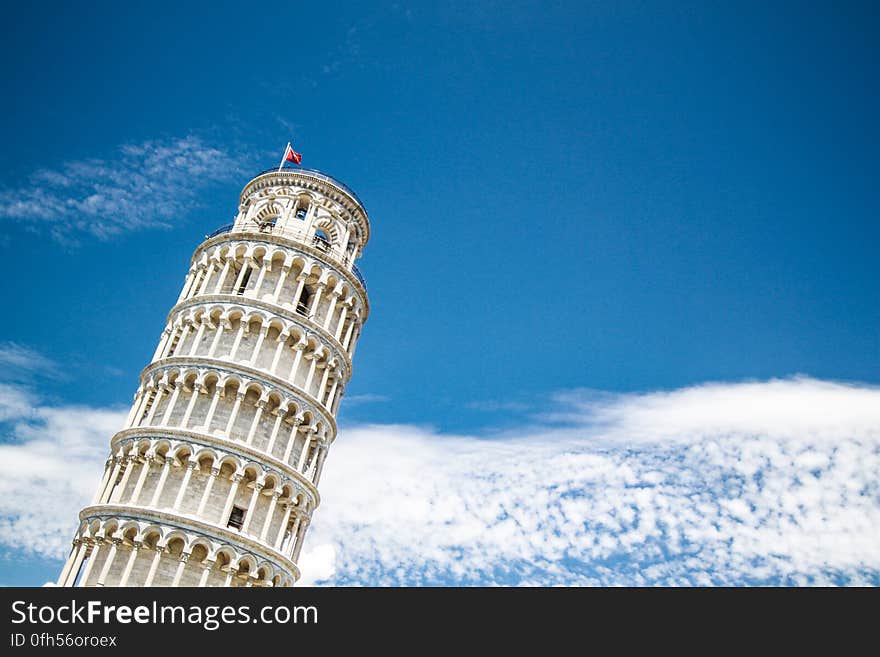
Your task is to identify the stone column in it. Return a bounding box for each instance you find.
[117,541,142,587]
[285,419,304,464]
[91,457,115,505]
[245,397,267,446]
[288,340,306,382]
[63,540,90,586]
[260,490,282,542]
[312,445,329,485]
[342,317,357,350]
[143,386,164,425]
[270,333,289,374]
[58,539,86,587]
[109,454,136,504]
[286,516,303,559]
[292,517,310,562]
[130,455,153,505]
[250,257,270,298]
[325,377,340,409]
[272,265,291,303]
[173,460,198,511]
[265,406,287,455]
[125,389,144,427]
[207,318,228,357]
[160,382,183,426]
[188,317,211,357]
[291,275,307,311]
[249,326,269,367]
[153,326,172,361]
[316,365,331,405]
[231,257,252,294]
[78,541,102,587]
[171,552,190,587]
[129,388,151,428]
[196,467,220,516]
[149,457,173,507]
[334,304,349,341]
[308,443,326,481]
[296,431,313,472]
[96,538,121,586]
[201,386,223,432]
[179,383,202,427]
[100,454,127,504]
[323,289,340,330]
[159,325,179,359]
[143,546,165,587]
[240,481,264,534]
[274,504,294,550]
[213,257,232,294]
[198,559,215,587]
[228,320,248,360]
[177,269,196,303]
[349,328,361,359]
[224,390,246,439]
[303,354,320,396]
[219,474,244,524]
[198,261,217,295]
[174,322,192,357]
[309,282,326,320]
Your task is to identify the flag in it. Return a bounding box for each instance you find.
[284,143,302,165]
[278,142,302,171]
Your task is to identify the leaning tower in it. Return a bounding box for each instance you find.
[57,166,370,587]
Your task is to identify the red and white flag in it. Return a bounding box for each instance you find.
[278,142,302,170]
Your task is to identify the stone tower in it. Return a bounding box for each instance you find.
[57,166,370,587]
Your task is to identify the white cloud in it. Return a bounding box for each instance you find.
[0,384,127,559]
[304,377,880,586]
[0,136,245,241]
[1,375,878,586]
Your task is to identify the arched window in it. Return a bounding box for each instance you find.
[313,230,330,251]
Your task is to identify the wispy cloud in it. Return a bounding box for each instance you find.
[1,370,878,586]
[0,136,246,241]
[0,343,59,381]
[343,393,390,406]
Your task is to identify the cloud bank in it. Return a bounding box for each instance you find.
[0,136,245,240]
[0,374,878,586]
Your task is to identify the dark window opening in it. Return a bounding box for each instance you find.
[236,267,252,295]
[297,287,312,316]
[227,506,246,530]
[295,206,308,220]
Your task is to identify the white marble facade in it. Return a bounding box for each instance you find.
[57,168,370,587]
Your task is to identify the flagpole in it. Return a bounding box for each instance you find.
[278,142,291,172]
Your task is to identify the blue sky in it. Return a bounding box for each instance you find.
[0,2,878,586]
